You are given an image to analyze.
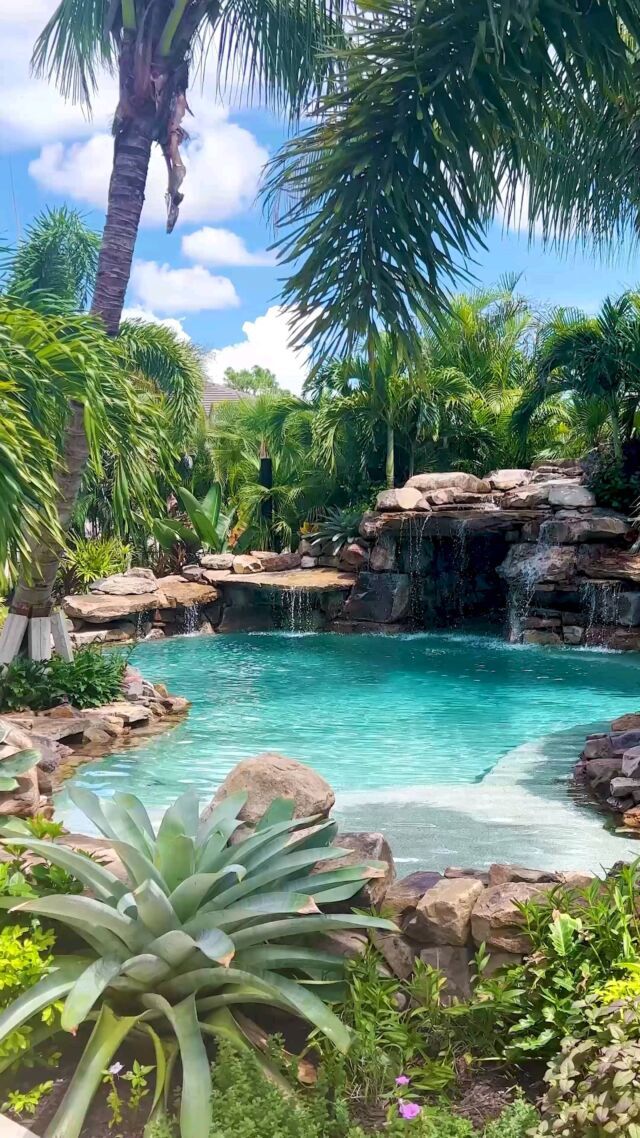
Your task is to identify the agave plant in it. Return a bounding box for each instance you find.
[152,482,233,555]
[308,506,365,555]
[0,748,40,792]
[0,788,393,1138]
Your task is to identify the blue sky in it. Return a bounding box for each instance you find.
[3,3,640,394]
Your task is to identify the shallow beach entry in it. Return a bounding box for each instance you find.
[57,631,640,871]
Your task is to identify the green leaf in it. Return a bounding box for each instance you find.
[257,969,351,1052]
[61,957,122,1031]
[186,892,320,936]
[194,927,236,966]
[133,880,179,937]
[199,482,221,526]
[231,913,395,951]
[0,836,127,903]
[0,960,86,1046]
[13,895,142,954]
[255,798,296,830]
[142,994,212,1138]
[169,870,246,922]
[0,748,40,777]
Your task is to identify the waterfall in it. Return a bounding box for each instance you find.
[451,520,469,622]
[505,549,550,641]
[405,515,430,628]
[280,588,313,632]
[579,581,621,642]
[181,604,201,634]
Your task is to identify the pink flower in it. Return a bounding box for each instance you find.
[395,1075,410,1086]
[399,1102,421,1121]
[108,1062,124,1076]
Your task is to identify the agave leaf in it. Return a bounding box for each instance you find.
[0,749,40,777]
[194,927,235,966]
[186,892,320,937]
[0,836,128,903]
[231,912,396,951]
[61,957,122,1031]
[110,840,168,892]
[0,960,86,1046]
[213,813,324,873]
[134,880,179,937]
[196,791,248,847]
[112,792,156,843]
[212,846,351,908]
[196,831,243,873]
[147,930,198,968]
[157,833,195,893]
[235,945,346,978]
[45,1005,141,1138]
[257,969,351,1052]
[169,869,246,922]
[0,776,19,791]
[158,789,200,843]
[67,786,120,844]
[121,954,172,986]
[230,820,337,880]
[13,895,143,954]
[255,798,296,831]
[160,966,260,1002]
[139,1023,168,1112]
[142,994,212,1138]
[102,798,154,856]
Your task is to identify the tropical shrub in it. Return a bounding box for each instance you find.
[308,507,366,556]
[482,1100,540,1138]
[586,442,640,514]
[0,648,127,712]
[311,950,455,1105]
[58,536,131,594]
[0,787,393,1138]
[535,998,640,1137]
[0,815,82,900]
[152,482,232,555]
[460,865,640,1062]
[0,922,57,1071]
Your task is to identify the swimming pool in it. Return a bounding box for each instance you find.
[58,631,640,872]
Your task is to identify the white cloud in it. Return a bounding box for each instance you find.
[182,227,275,267]
[28,110,268,228]
[205,305,311,394]
[130,262,240,314]
[122,306,191,342]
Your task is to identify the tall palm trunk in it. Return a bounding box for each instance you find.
[609,400,623,462]
[385,421,395,487]
[9,116,154,621]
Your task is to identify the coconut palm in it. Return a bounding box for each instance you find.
[267,0,640,360]
[515,294,640,460]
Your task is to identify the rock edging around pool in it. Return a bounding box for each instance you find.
[0,664,189,816]
[576,709,640,831]
[63,751,603,1004]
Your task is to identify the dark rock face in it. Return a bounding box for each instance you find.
[342,572,410,623]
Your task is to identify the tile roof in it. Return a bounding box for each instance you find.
[202,383,247,413]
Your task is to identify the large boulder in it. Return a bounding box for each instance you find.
[539,512,628,545]
[232,554,263,575]
[0,719,41,817]
[203,753,335,826]
[548,483,596,508]
[369,533,398,573]
[471,882,553,952]
[342,572,410,623]
[383,871,442,922]
[89,573,158,595]
[617,593,640,627]
[324,832,395,907]
[252,551,302,572]
[497,544,577,584]
[406,877,484,945]
[406,472,490,495]
[199,553,235,570]
[376,488,423,512]
[419,946,475,1002]
[486,469,533,492]
[501,485,551,508]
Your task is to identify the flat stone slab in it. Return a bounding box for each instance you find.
[64,579,219,623]
[204,568,356,592]
[583,551,640,583]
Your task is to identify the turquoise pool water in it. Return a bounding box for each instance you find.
[59,632,640,871]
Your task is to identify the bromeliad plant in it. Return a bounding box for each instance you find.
[0,788,394,1138]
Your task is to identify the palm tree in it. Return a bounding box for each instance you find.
[8,0,345,629]
[209,393,333,548]
[0,210,206,660]
[266,0,640,361]
[515,294,640,461]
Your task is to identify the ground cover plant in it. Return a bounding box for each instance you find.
[0,787,394,1138]
[0,648,128,712]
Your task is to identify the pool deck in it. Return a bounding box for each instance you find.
[203,567,356,592]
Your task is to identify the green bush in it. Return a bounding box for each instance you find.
[58,536,131,594]
[0,923,57,1070]
[456,864,640,1063]
[585,444,640,513]
[483,1099,540,1138]
[0,647,128,712]
[535,998,640,1137]
[0,787,393,1138]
